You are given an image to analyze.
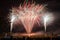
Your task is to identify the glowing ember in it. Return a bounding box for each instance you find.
[10,3,46,33]
[12,32,44,37]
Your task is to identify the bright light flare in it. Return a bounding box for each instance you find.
[43,13,54,32]
[10,13,17,32]
[11,15,16,22]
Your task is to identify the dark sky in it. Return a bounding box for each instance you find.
[0,0,60,34]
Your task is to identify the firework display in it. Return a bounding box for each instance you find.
[9,1,55,35]
[10,3,46,33]
[1,0,60,39]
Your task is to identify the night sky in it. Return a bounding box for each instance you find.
[0,0,60,35]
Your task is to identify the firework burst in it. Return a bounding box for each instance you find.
[10,2,46,33]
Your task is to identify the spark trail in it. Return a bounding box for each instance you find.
[43,13,54,32]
